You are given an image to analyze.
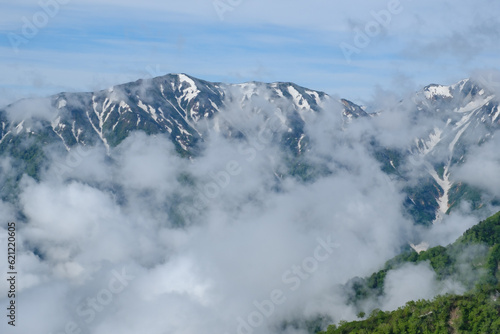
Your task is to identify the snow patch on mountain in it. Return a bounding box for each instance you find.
[493,106,500,123]
[449,123,470,154]
[418,128,443,155]
[428,166,451,220]
[306,90,321,105]
[288,86,310,110]
[15,120,25,134]
[178,74,200,103]
[424,85,453,99]
[455,96,494,114]
[451,78,470,92]
[57,99,67,109]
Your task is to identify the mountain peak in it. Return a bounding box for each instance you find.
[423,84,453,100]
[341,98,369,118]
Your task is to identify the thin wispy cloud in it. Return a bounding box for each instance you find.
[1,0,499,106]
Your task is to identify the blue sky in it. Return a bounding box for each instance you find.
[1,0,499,107]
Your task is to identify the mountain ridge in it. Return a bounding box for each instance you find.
[0,73,498,226]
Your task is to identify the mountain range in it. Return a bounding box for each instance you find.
[1,73,498,227]
[2,73,500,334]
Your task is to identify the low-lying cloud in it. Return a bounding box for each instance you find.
[0,78,498,334]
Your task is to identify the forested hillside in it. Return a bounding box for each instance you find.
[320,212,500,334]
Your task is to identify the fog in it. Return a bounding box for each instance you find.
[0,79,498,334]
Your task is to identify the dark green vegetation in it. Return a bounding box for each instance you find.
[320,212,500,334]
[320,289,500,334]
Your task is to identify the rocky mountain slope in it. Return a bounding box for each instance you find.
[0,74,498,225]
